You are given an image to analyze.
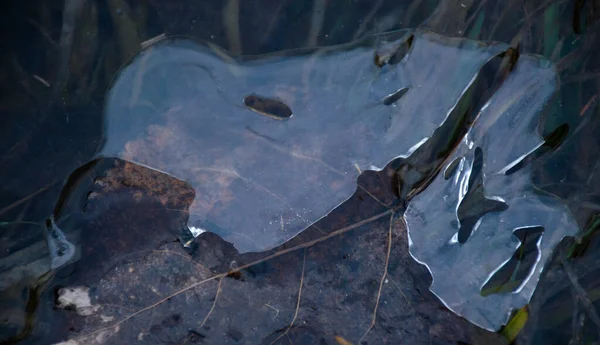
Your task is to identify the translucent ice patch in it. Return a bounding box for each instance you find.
[46,215,76,269]
[98,30,507,253]
[404,54,578,331]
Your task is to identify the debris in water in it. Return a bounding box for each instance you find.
[56,286,98,316]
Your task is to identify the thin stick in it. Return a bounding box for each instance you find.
[264,303,280,320]
[560,249,600,338]
[245,130,347,177]
[0,185,52,217]
[33,75,51,87]
[189,166,315,228]
[200,278,223,327]
[580,94,597,116]
[353,0,383,40]
[54,0,84,101]
[258,0,287,45]
[357,185,393,209]
[387,275,424,326]
[307,0,327,47]
[270,249,307,344]
[358,212,394,344]
[141,33,166,49]
[27,18,58,47]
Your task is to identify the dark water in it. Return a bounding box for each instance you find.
[1,1,600,344]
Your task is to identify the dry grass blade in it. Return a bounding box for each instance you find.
[269,248,307,344]
[53,0,85,101]
[307,0,327,47]
[559,248,600,339]
[357,184,394,208]
[265,304,280,320]
[335,335,354,345]
[32,75,51,87]
[245,129,347,177]
[580,94,597,116]
[141,33,166,49]
[358,212,394,344]
[387,275,423,326]
[0,185,52,217]
[200,277,223,327]
[188,166,318,226]
[352,0,383,40]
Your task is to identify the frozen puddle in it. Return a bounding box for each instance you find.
[48,29,578,331]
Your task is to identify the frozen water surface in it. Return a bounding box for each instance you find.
[99,30,508,253]
[49,28,578,332]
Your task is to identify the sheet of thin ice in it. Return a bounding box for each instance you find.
[404,55,578,330]
[101,30,507,253]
